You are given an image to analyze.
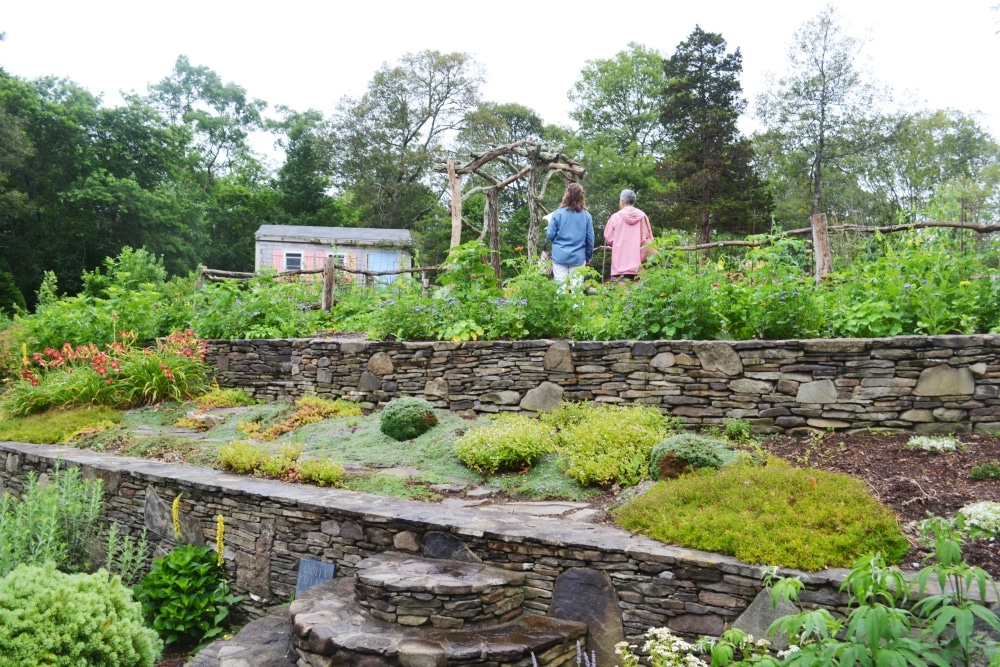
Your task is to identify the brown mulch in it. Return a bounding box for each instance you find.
[760,432,1000,577]
[154,645,191,667]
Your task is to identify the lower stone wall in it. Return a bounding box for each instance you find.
[207,335,1000,434]
[0,441,850,642]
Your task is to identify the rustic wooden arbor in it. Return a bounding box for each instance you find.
[440,141,585,278]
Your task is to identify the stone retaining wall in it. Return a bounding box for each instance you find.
[208,335,1000,434]
[0,442,851,642]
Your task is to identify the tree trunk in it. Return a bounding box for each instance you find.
[811,213,833,284]
[526,167,541,259]
[447,160,463,248]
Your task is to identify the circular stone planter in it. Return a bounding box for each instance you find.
[355,554,527,628]
[289,554,588,667]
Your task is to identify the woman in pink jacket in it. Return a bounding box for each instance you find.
[604,189,653,281]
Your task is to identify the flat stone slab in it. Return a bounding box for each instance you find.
[290,577,586,665]
[356,553,525,595]
[380,466,424,478]
[466,486,500,498]
[188,607,294,667]
[479,502,591,516]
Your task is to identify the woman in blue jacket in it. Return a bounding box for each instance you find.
[545,183,594,284]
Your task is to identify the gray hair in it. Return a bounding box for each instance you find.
[619,189,636,206]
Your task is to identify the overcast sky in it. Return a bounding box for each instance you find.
[3,0,999,163]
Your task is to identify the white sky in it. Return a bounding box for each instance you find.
[3,0,999,164]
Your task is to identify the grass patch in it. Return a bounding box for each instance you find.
[0,406,122,444]
[492,454,601,501]
[614,458,908,571]
[120,403,189,428]
[342,473,442,501]
[209,403,290,441]
[298,409,487,485]
[120,435,217,466]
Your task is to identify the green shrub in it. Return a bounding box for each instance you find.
[545,402,670,487]
[649,433,737,480]
[0,269,25,318]
[969,461,1000,481]
[217,440,269,475]
[133,544,240,647]
[722,418,754,444]
[195,387,257,409]
[0,463,103,577]
[380,397,439,441]
[0,564,162,667]
[454,413,555,475]
[298,459,346,487]
[615,458,909,571]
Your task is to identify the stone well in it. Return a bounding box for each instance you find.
[289,553,587,666]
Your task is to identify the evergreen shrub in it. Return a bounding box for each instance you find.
[453,413,555,475]
[0,564,162,667]
[650,433,737,480]
[379,397,438,441]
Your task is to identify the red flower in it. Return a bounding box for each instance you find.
[30,378,38,386]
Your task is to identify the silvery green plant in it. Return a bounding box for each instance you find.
[905,435,959,452]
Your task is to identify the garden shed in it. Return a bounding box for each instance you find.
[254,225,413,282]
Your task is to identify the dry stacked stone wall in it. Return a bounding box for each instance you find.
[208,335,1000,433]
[0,442,851,644]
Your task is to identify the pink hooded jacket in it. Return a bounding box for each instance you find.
[604,206,653,276]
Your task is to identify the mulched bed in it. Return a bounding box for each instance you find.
[760,432,1000,577]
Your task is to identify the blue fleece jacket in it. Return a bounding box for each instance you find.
[546,207,594,267]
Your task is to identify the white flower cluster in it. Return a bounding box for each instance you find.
[905,436,959,452]
[643,628,708,667]
[776,645,801,659]
[958,501,1000,535]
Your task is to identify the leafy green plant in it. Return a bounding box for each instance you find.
[723,418,755,444]
[3,330,210,416]
[545,402,671,487]
[379,397,438,441]
[755,518,1000,667]
[649,433,737,480]
[0,564,163,667]
[615,458,909,570]
[0,463,103,577]
[103,523,149,586]
[453,413,555,475]
[969,461,1000,481]
[298,458,346,487]
[133,544,241,647]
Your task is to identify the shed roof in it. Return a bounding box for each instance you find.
[254,225,413,247]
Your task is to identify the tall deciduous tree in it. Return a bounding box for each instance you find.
[757,5,896,220]
[326,50,483,231]
[568,43,669,225]
[147,56,267,183]
[659,26,771,244]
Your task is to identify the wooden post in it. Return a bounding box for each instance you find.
[447,160,463,248]
[321,256,336,311]
[811,213,833,285]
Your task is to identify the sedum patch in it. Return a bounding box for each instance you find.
[614,458,909,571]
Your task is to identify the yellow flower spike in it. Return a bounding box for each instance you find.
[171,494,182,539]
[20,343,28,367]
[216,514,225,567]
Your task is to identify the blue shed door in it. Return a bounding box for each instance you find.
[367,252,398,284]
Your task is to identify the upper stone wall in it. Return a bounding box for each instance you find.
[207,335,1000,434]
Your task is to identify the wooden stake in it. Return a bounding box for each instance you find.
[321,255,336,311]
[448,160,463,248]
